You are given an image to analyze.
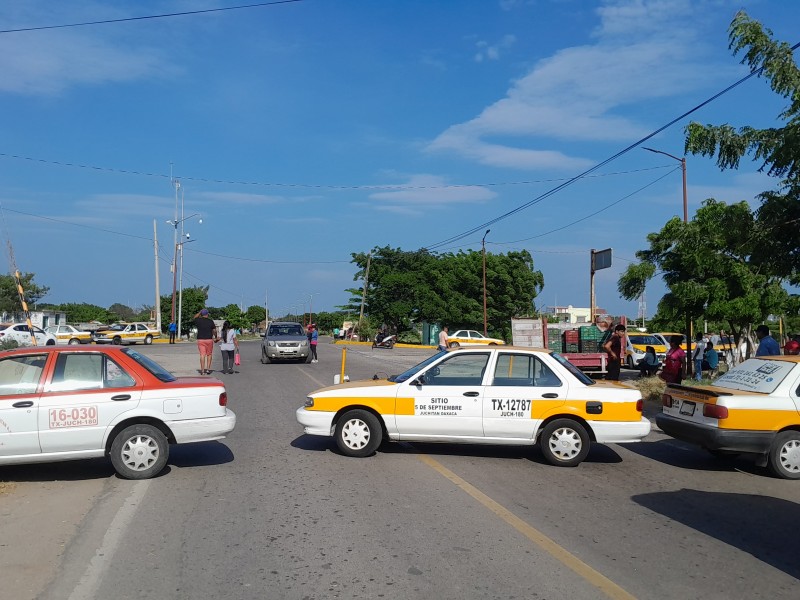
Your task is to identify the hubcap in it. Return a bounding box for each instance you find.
[121,435,160,471]
[342,419,370,450]
[548,427,582,460]
[779,439,800,473]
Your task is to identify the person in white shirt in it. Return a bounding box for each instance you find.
[438,326,449,351]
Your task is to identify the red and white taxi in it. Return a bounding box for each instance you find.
[0,345,235,479]
[296,346,649,467]
[657,355,800,479]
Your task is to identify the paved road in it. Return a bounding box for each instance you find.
[1,340,798,599]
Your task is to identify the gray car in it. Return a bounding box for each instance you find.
[261,322,310,363]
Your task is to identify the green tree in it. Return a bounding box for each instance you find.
[685,10,800,281]
[108,303,136,322]
[0,273,49,314]
[245,305,266,328]
[618,199,789,359]
[56,302,112,324]
[161,286,209,337]
[220,304,248,331]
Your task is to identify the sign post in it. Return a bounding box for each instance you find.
[590,248,612,326]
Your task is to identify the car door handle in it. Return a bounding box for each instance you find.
[12,401,34,408]
[542,393,559,398]
[111,394,132,401]
[463,391,480,397]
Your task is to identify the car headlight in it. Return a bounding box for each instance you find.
[301,340,308,347]
[304,397,314,407]
[267,340,276,347]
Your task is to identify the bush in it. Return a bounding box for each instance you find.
[0,339,19,351]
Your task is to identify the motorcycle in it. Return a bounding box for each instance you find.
[372,332,396,349]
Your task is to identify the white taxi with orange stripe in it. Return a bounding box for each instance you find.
[657,356,800,479]
[296,346,650,466]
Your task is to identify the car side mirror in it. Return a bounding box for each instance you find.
[412,376,425,387]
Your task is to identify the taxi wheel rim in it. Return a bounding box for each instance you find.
[548,427,582,460]
[121,435,160,471]
[779,439,800,473]
[341,419,370,450]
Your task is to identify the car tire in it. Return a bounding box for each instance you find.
[68,338,80,346]
[109,424,169,480]
[112,336,122,345]
[627,356,635,370]
[539,419,590,467]
[767,430,800,480]
[449,342,460,348]
[144,335,153,345]
[335,410,382,457]
[260,348,270,364]
[46,339,56,346]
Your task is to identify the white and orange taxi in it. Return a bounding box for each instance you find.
[448,329,505,348]
[296,347,650,467]
[0,345,235,479]
[657,356,800,479]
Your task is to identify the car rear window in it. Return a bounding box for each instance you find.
[122,348,176,382]
[713,358,794,394]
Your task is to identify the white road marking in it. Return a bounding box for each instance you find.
[67,480,151,600]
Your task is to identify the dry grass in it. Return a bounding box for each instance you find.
[631,374,720,404]
[0,481,15,496]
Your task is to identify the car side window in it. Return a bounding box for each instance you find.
[423,353,489,386]
[0,355,47,396]
[492,354,562,387]
[47,354,135,392]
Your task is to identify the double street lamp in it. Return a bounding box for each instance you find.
[166,180,201,336]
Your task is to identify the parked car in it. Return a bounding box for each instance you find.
[296,346,649,466]
[261,321,310,363]
[0,323,57,347]
[0,345,235,479]
[625,334,667,369]
[448,329,505,347]
[45,324,93,345]
[93,322,160,345]
[654,332,696,352]
[656,355,800,479]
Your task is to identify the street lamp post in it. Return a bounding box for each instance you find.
[166,199,201,338]
[643,147,691,373]
[482,229,490,336]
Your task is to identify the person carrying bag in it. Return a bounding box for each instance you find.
[218,320,240,374]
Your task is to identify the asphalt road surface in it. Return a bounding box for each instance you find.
[1,340,798,600]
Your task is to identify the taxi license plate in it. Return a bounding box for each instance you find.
[679,401,696,416]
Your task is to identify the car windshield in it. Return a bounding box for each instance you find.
[550,352,595,385]
[390,351,448,383]
[713,358,794,394]
[629,335,662,346]
[122,348,176,382]
[268,324,304,336]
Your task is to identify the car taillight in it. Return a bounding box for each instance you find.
[661,393,673,407]
[219,392,228,407]
[703,403,728,419]
[636,399,643,412]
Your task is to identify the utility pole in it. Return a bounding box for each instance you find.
[482,229,490,336]
[153,219,161,332]
[357,252,371,340]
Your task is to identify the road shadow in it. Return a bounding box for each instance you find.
[290,434,622,465]
[632,489,800,580]
[167,440,235,468]
[622,438,765,476]
[0,457,114,482]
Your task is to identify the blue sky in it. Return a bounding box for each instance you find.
[0,0,797,322]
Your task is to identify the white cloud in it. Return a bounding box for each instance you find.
[194,191,288,206]
[429,0,738,170]
[366,174,497,215]
[474,34,516,62]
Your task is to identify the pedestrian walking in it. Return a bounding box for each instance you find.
[168,320,177,344]
[193,309,218,374]
[437,326,449,352]
[218,320,239,374]
[602,324,626,381]
[309,323,319,363]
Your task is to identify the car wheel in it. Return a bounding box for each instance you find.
[68,338,80,346]
[335,410,382,457]
[449,342,460,348]
[767,430,800,480]
[112,336,122,345]
[539,419,590,467]
[489,342,498,346]
[627,356,635,369]
[260,348,270,364]
[144,335,153,345]
[109,424,169,480]
[46,339,56,346]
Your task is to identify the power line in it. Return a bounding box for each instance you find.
[0,1,305,34]
[423,39,800,252]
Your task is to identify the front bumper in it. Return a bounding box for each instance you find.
[656,413,775,454]
[296,407,334,436]
[169,409,237,444]
[264,345,309,360]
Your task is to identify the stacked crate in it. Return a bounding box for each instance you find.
[564,329,580,353]
[579,325,602,353]
[547,327,563,352]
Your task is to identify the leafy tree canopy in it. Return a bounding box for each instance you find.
[0,273,49,314]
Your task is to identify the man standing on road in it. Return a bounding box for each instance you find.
[438,326,449,351]
[194,309,218,374]
[755,325,780,357]
[168,320,177,344]
[603,324,626,381]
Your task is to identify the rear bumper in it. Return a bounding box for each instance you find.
[592,417,651,443]
[296,407,334,436]
[656,413,775,454]
[169,409,237,443]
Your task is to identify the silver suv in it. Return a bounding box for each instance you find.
[261,322,310,363]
